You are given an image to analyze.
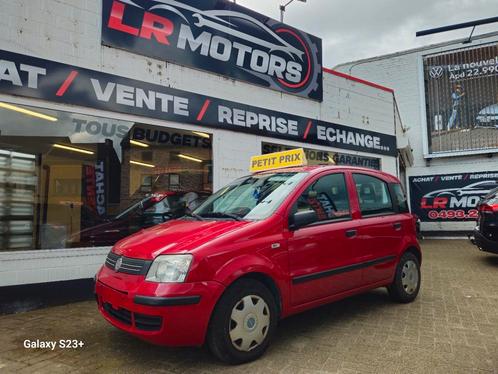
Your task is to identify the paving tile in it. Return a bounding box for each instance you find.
[0,240,497,373]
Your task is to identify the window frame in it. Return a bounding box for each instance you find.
[388,183,410,214]
[288,171,353,229]
[352,172,396,218]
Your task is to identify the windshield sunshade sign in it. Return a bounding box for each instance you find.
[101,0,323,101]
[409,171,498,221]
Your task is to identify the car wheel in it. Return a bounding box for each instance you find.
[388,252,421,303]
[207,279,278,364]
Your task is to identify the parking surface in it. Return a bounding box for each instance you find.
[1,240,498,374]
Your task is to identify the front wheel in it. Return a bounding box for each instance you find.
[388,252,421,303]
[207,279,278,364]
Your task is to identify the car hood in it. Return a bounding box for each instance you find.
[112,219,251,259]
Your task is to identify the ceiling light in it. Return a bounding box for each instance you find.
[0,102,58,122]
[178,154,203,163]
[192,131,210,139]
[130,139,150,148]
[53,143,94,155]
[130,160,155,168]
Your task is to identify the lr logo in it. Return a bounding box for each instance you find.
[429,66,444,79]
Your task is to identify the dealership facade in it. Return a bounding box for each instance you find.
[336,32,498,235]
[0,0,409,287]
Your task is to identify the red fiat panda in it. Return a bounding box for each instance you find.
[95,158,421,364]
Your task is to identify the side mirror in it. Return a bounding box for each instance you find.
[289,210,318,230]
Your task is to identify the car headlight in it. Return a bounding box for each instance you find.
[145,254,193,283]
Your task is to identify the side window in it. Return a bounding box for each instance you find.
[353,173,394,216]
[293,173,351,222]
[391,183,409,213]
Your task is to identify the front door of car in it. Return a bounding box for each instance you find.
[287,172,361,306]
[352,173,402,285]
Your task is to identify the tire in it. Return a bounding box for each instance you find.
[388,252,421,303]
[207,279,278,364]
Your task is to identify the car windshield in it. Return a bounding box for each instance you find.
[193,172,307,220]
[114,196,160,220]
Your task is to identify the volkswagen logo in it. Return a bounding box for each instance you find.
[114,257,123,272]
[429,66,444,79]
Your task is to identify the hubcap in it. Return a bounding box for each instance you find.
[401,260,419,294]
[229,295,270,352]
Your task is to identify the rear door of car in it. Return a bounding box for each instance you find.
[352,173,402,285]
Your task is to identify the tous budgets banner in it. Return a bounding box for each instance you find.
[101,0,323,101]
[409,171,498,222]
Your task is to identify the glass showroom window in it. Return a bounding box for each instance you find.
[0,102,212,250]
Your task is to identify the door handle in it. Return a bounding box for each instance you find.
[393,222,402,231]
[345,229,357,238]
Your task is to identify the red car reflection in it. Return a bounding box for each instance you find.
[70,191,210,247]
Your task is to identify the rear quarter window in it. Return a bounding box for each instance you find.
[391,183,409,213]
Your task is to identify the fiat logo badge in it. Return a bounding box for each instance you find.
[114,257,123,272]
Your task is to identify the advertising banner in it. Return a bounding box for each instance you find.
[0,49,397,156]
[101,0,323,101]
[423,42,498,155]
[82,165,97,215]
[409,171,498,221]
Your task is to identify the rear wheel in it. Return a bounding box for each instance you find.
[207,279,277,364]
[388,252,421,303]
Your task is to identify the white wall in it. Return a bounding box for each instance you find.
[0,0,400,285]
[335,33,498,233]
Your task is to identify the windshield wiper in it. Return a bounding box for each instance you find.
[183,212,205,221]
[200,212,243,221]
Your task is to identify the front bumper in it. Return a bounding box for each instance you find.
[469,228,498,254]
[95,266,225,347]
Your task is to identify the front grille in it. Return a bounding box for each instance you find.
[103,302,162,331]
[105,252,152,275]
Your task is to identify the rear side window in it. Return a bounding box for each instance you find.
[353,173,394,216]
[293,173,351,222]
[391,183,409,213]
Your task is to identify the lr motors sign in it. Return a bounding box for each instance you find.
[409,172,498,222]
[102,0,323,101]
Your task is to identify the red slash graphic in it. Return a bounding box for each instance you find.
[196,99,211,121]
[56,71,79,97]
[303,120,313,140]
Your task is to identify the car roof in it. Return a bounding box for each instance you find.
[253,165,400,183]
